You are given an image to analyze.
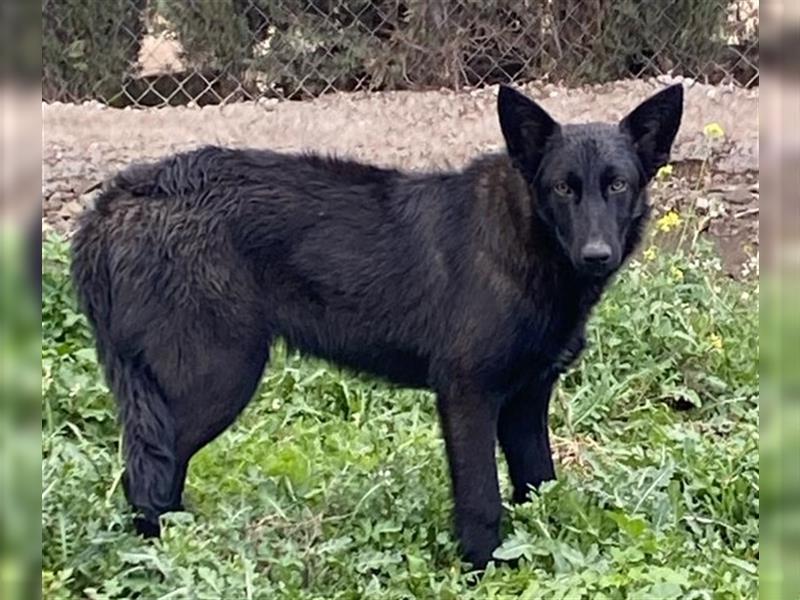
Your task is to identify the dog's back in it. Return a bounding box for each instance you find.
[76,148,477,381]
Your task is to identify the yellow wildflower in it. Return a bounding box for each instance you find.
[643,246,657,262]
[656,211,682,233]
[703,122,725,139]
[709,333,723,351]
[670,265,684,282]
[656,164,674,180]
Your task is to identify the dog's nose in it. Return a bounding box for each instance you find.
[581,241,612,265]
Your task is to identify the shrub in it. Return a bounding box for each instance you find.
[42,0,146,103]
[157,0,253,74]
[547,0,732,83]
[159,0,738,98]
[158,0,396,97]
[42,0,746,102]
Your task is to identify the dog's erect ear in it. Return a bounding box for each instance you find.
[498,84,560,177]
[619,84,684,181]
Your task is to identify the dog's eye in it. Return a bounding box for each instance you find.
[609,178,628,193]
[553,181,572,197]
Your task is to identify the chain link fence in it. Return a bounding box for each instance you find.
[43,0,759,107]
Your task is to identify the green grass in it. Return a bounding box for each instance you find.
[41,224,758,599]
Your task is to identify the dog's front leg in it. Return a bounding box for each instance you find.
[436,380,502,569]
[553,329,587,375]
[497,371,558,504]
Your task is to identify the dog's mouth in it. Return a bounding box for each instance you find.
[575,259,618,279]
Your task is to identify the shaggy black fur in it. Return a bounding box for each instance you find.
[71,84,682,568]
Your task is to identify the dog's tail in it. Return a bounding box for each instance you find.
[71,198,178,535]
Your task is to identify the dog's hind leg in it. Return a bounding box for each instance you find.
[105,351,181,538]
[152,337,272,517]
[113,324,270,537]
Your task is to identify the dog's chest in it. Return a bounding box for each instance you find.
[508,282,597,371]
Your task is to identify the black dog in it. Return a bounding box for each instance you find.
[71,84,682,568]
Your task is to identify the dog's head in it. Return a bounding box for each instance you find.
[498,84,683,278]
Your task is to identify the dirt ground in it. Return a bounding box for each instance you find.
[42,77,758,275]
